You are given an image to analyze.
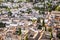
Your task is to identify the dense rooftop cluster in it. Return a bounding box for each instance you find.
[0,0,60,40]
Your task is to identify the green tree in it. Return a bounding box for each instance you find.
[46,3,52,14]
[8,11,12,16]
[0,6,8,8]
[38,25,42,29]
[42,19,45,27]
[48,27,53,40]
[6,8,10,11]
[39,0,44,2]
[37,17,41,23]
[27,9,32,14]
[18,28,21,35]
[33,7,40,10]
[48,8,52,12]
[26,0,30,2]
[0,0,3,2]
[32,19,36,23]
[48,27,52,32]
[25,35,28,40]
[0,22,6,28]
[50,32,53,40]
[42,19,46,31]
[57,32,60,39]
[55,6,60,11]
[39,10,45,15]
[52,5,58,11]
[42,11,45,15]
[7,8,12,16]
